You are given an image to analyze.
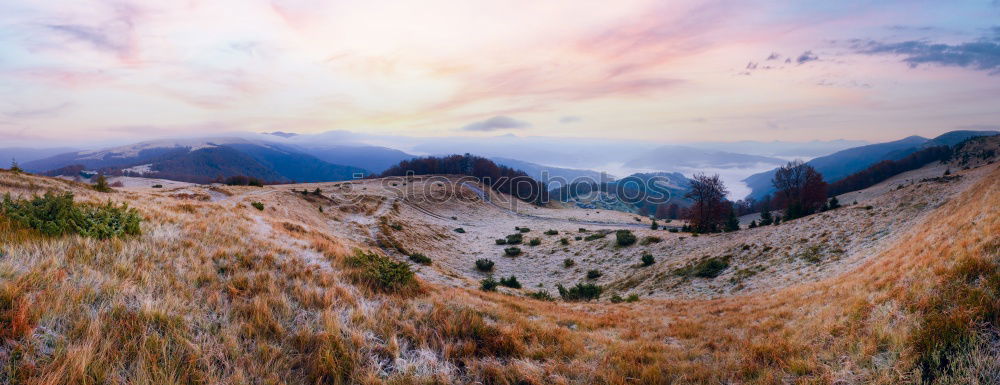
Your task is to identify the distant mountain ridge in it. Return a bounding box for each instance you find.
[23,138,367,184]
[742,130,999,199]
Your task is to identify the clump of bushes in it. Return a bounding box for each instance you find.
[584,232,606,241]
[251,201,264,211]
[151,184,163,188]
[528,238,541,246]
[495,238,507,245]
[563,259,575,268]
[610,294,641,303]
[518,227,531,233]
[89,174,112,193]
[453,227,466,233]
[499,276,521,289]
[557,283,602,301]
[640,236,662,245]
[504,247,522,257]
[560,238,570,245]
[475,258,495,272]
[641,253,655,266]
[389,223,403,231]
[586,269,603,279]
[616,230,637,247]
[345,250,416,293]
[480,278,499,291]
[544,229,558,235]
[675,256,731,278]
[505,233,523,244]
[1,192,141,239]
[408,253,432,265]
[528,290,555,301]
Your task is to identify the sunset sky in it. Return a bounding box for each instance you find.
[1,0,998,146]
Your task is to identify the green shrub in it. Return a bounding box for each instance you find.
[495,238,507,245]
[544,229,558,235]
[641,253,655,266]
[505,233,523,244]
[584,233,606,241]
[640,236,662,245]
[557,283,602,301]
[563,259,575,268]
[586,269,602,279]
[151,184,163,188]
[610,294,624,303]
[518,227,531,233]
[528,238,541,246]
[345,250,416,293]
[560,238,570,245]
[650,220,658,230]
[527,290,554,301]
[453,227,466,233]
[626,294,640,303]
[480,278,499,291]
[499,276,521,289]
[675,257,730,279]
[408,253,432,265]
[92,174,112,192]
[475,258,495,272]
[578,228,588,232]
[251,201,264,211]
[615,230,637,247]
[389,223,403,231]
[574,236,583,240]
[1,192,141,239]
[504,247,522,257]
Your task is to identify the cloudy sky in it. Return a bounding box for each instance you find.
[1,0,998,146]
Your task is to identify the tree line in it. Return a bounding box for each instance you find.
[381,154,548,205]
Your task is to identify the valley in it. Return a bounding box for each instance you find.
[1,136,997,384]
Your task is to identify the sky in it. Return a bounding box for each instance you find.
[0,0,998,146]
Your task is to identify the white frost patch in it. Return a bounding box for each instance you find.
[122,163,153,175]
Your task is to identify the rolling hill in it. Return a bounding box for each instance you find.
[742,130,998,199]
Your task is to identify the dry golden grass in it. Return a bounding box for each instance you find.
[0,164,997,384]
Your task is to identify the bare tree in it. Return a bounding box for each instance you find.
[684,173,728,233]
[772,160,827,220]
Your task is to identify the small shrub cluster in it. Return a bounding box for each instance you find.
[495,238,507,245]
[584,232,606,241]
[641,253,655,266]
[499,276,521,289]
[586,269,602,279]
[610,294,640,303]
[1,192,141,239]
[544,229,558,235]
[505,233,523,244]
[251,201,265,211]
[504,247,522,257]
[563,259,575,268]
[557,283,602,301]
[528,238,541,246]
[675,256,731,279]
[453,227,466,233]
[345,250,416,293]
[615,230,637,247]
[517,227,531,233]
[560,238,570,245]
[408,253,432,265]
[640,236,662,245]
[475,258,495,272]
[527,290,555,301]
[480,278,499,291]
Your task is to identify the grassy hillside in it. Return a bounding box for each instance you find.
[0,159,997,383]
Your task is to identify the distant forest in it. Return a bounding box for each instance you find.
[381,154,548,205]
[827,146,951,196]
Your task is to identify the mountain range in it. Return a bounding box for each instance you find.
[742,130,999,199]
